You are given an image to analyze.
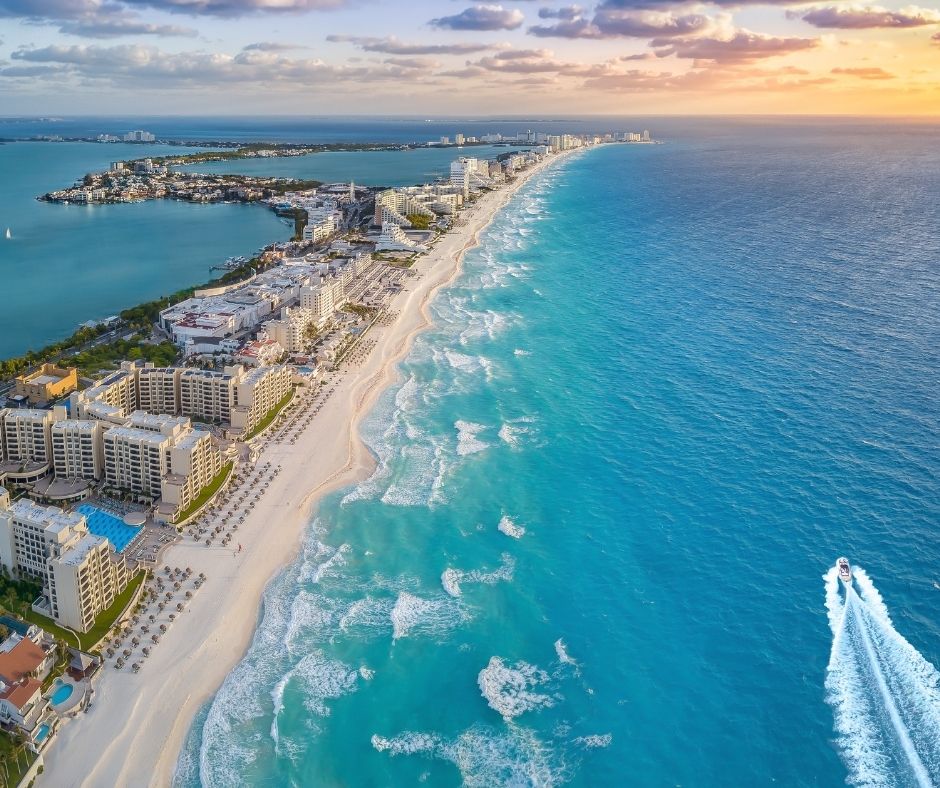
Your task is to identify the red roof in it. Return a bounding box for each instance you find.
[0,638,47,684]
[0,678,41,711]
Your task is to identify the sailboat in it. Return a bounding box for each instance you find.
[4,228,10,240]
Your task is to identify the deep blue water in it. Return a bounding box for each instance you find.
[162,120,935,785]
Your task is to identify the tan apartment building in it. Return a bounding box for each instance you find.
[0,492,129,632]
[300,278,345,326]
[138,367,181,415]
[51,419,105,481]
[71,363,139,423]
[159,429,223,521]
[13,364,78,406]
[265,307,314,354]
[178,367,238,425]
[0,407,67,487]
[230,365,293,437]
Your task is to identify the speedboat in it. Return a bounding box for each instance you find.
[837,557,852,585]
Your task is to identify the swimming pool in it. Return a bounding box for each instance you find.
[75,504,142,553]
[50,680,73,705]
[35,723,50,743]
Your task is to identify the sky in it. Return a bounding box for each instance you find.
[1,0,939,115]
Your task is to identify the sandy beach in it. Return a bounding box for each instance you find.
[40,149,570,788]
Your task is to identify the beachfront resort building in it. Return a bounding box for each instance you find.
[300,278,346,326]
[450,159,473,199]
[138,366,181,415]
[0,627,57,745]
[51,420,105,482]
[13,364,78,406]
[230,364,293,438]
[376,223,428,254]
[264,307,315,354]
[158,428,224,521]
[73,366,139,423]
[102,413,190,499]
[0,407,68,488]
[0,492,129,632]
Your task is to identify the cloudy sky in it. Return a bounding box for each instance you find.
[1,0,938,114]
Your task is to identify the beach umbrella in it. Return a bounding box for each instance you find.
[160,624,167,632]
[151,635,158,643]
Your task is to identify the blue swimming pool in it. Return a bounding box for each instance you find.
[35,723,50,743]
[75,504,142,553]
[50,680,73,705]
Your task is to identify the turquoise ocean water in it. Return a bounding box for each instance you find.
[175,124,940,786]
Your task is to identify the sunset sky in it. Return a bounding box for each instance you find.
[1,0,938,115]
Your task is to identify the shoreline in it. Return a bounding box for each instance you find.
[41,146,579,787]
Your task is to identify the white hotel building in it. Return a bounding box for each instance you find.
[51,420,104,482]
[0,489,129,633]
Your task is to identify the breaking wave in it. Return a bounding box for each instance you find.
[478,657,556,721]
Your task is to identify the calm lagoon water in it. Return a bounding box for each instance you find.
[179,144,523,187]
[0,141,288,359]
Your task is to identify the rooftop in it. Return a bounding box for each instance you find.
[0,636,47,684]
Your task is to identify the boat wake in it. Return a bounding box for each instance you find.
[824,565,940,786]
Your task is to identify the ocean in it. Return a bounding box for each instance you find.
[173,120,940,786]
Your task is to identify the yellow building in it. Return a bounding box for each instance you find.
[13,365,78,406]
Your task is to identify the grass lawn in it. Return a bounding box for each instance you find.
[24,572,145,651]
[0,731,36,788]
[174,462,234,524]
[245,389,295,441]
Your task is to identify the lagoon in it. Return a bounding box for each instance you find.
[179,144,521,186]
[0,141,288,360]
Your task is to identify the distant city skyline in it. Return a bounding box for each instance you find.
[1,0,938,115]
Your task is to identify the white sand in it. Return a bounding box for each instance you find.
[42,150,571,787]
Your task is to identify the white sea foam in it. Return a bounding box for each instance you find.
[498,515,526,539]
[441,568,462,598]
[478,657,555,721]
[574,734,612,749]
[292,650,361,717]
[373,725,562,788]
[554,639,579,671]
[441,554,516,597]
[359,666,375,681]
[339,596,393,633]
[825,565,940,786]
[390,591,465,640]
[514,348,531,357]
[455,420,489,456]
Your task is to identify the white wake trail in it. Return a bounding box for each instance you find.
[825,565,940,787]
